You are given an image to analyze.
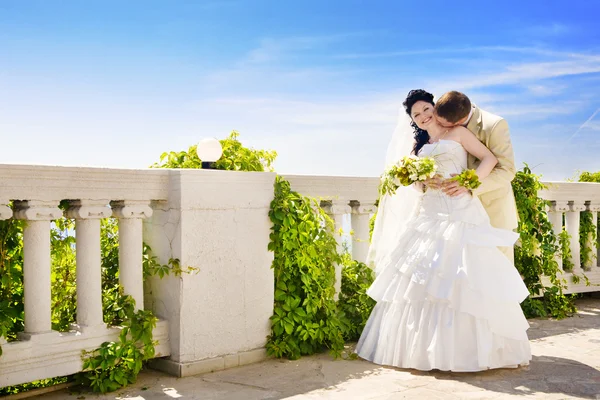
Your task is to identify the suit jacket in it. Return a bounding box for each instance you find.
[466,106,519,230]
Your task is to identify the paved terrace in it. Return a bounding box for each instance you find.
[33,297,600,400]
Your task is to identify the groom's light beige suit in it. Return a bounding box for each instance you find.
[465,106,519,261]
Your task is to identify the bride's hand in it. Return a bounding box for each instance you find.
[423,174,443,190]
[442,174,471,197]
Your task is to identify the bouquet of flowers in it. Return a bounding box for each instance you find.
[379,155,438,196]
[450,169,482,190]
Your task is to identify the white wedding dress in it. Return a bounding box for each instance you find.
[356,139,532,372]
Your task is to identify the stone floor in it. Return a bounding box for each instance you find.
[34,298,600,400]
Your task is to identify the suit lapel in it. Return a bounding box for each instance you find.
[466,106,484,170]
[466,105,482,139]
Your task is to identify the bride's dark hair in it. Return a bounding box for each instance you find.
[403,89,434,155]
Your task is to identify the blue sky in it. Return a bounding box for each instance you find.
[1,0,599,180]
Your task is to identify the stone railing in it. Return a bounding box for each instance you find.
[286,175,600,295]
[539,182,600,294]
[0,165,275,387]
[1,166,599,388]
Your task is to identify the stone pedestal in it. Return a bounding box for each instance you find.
[144,170,276,377]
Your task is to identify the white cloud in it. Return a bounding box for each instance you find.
[436,58,600,91]
[526,83,568,96]
[486,102,583,119]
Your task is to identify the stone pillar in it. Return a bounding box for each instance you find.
[350,201,376,264]
[144,170,276,377]
[566,201,586,273]
[549,201,569,272]
[67,200,112,331]
[322,200,351,298]
[13,201,62,336]
[585,202,600,270]
[111,200,153,311]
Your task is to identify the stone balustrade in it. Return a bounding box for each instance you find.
[1,166,599,389]
[0,164,275,387]
[539,182,600,293]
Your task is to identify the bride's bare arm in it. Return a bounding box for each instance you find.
[442,127,498,197]
[456,127,498,180]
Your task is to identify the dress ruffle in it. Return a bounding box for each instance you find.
[356,193,532,372]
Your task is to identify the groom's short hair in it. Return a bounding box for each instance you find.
[435,91,472,124]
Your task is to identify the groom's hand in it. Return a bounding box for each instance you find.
[442,174,471,197]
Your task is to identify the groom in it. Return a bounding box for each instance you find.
[434,91,519,262]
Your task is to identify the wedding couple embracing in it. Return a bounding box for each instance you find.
[356,89,531,372]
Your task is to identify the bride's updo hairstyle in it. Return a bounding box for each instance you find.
[403,89,434,155]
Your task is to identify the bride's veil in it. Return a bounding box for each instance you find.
[366,109,422,274]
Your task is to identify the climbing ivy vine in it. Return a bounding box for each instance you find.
[512,164,576,319]
[577,172,600,269]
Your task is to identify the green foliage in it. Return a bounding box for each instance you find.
[153,131,277,172]
[0,377,71,396]
[577,171,600,269]
[579,211,597,268]
[512,164,576,319]
[155,132,357,360]
[578,171,600,183]
[77,296,157,393]
[338,254,375,342]
[50,217,77,332]
[0,217,24,347]
[266,177,348,359]
[559,229,575,272]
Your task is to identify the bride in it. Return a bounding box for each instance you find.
[356,89,532,372]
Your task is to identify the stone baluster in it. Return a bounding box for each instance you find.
[350,201,376,264]
[566,201,586,273]
[585,202,600,270]
[13,200,62,337]
[549,201,569,272]
[67,200,112,332]
[321,200,351,298]
[111,201,153,310]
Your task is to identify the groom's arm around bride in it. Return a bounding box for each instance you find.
[434,91,519,260]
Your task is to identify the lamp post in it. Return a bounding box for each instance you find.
[197,138,223,169]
